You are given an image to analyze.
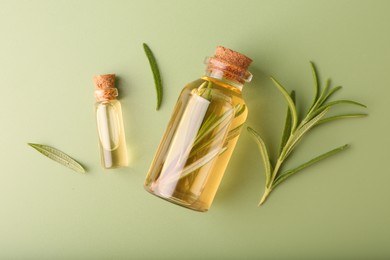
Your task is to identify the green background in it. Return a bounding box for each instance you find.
[1,0,389,259]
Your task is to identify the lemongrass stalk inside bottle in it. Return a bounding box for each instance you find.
[158,90,211,191]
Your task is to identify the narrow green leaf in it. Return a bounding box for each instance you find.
[226,124,244,143]
[310,99,366,121]
[204,81,213,100]
[28,143,86,173]
[163,146,227,184]
[188,122,229,160]
[273,144,349,188]
[193,108,234,147]
[316,113,368,125]
[143,43,163,110]
[185,107,235,162]
[304,79,330,121]
[197,113,217,138]
[320,86,342,105]
[283,108,329,159]
[247,127,272,186]
[196,101,241,140]
[235,104,246,118]
[278,90,295,155]
[270,77,298,132]
[315,78,330,108]
[308,61,320,110]
[320,99,367,110]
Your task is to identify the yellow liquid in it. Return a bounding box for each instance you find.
[96,100,128,169]
[144,77,247,211]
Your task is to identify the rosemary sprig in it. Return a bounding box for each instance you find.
[28,143,86,173]
[247,62,367,206]
[143,43,163,110]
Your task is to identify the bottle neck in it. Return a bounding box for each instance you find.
[204,57,252,91]
[204,71,245,91]
[95,88,118,102]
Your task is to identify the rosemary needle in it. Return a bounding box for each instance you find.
[143,43,163,110]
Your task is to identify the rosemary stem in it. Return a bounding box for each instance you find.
[258,188,271,206]
[270,158,283,186]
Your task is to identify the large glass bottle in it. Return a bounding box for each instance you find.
[144,46,253,212]
[93,74,128,169]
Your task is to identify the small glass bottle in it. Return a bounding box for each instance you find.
[144,46,253,211]
[93,74,128,169]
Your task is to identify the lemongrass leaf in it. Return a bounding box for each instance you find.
[188,122,230,159]
[316,113,368,126]
[226,124,244,143]
[247,127,272,186]
[196,81,209,96]
[28,143,86,173]
[235,104,246,118]
[165,146,227,184]
[197,113,217,137]
[204,81,213,100]
[143,43,163,110]
[278,90,295,155]
[182,146,227,178]
[193,108,234,147]
[270,77,298,132]
[273,144,349,188]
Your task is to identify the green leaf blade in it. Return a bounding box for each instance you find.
[308,61,320,110]
[161,146,228,185]
[225,124,244,143]
[28,143,86,173]
[320,86,342,104]
[270,77,299,132]
[279,90,295,156]
[273,144,349,188]
[283,108,330,159]
[320,99,367,110]
[143,43,163,110]
[315,78,330,108]
[247,127,272,186]
[234,104,246,118]
[316,113,368,126]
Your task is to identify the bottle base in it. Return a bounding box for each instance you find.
[102,164,128,169]
[144,185,209,212]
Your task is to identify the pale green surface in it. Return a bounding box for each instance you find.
[0,0,389,259]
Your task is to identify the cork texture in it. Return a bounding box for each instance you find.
[93,74,116,90]
[93,74,118,101]
[208,46,253,83]
[214,46,252,71]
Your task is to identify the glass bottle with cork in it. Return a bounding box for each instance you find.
[144,46,253,211]
[93,74,128,169]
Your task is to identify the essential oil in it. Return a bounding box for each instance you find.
[93,74,128,169]
[144,46,253,211]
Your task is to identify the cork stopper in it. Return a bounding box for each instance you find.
[93,74,118,101]
[215,46,252,71]
[207,46,253,84]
